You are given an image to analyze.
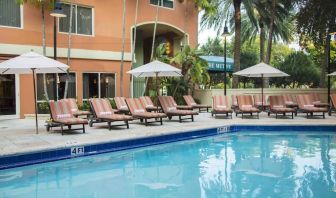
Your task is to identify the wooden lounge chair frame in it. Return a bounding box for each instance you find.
[237,95,260,119]
[268,95,295,119]
[211,95,233,118]
[48,100,87,135]
[126,98,166,126]
[89,98,132,130]
[296,94,328,119]
[183,95,210,112]
[158,96,198,122]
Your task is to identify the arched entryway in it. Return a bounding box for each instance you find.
[131,22,188,97]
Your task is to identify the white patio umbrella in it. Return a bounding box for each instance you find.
[328,71,336,76]
[0,52,69,134]
[127,60,182,109]
[233,62,289,107]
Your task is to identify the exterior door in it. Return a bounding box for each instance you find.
[0,74,17,118]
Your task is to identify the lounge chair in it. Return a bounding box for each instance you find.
[114,97,130,114]
[126,98,167,126]
[48,100,88,135]
[253,94,270,111]
[183,95,211,112]
[309,93,329,107]
[158,96,198,122]
[61,98,91,118]
[237,95,260,119]
[296,94,328,118]
[139,96,161,112]
[268,95,295,119]
[211,95,233,118]
[283,94,298,107]
[89,98,133,129]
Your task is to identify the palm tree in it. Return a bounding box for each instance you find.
[18,0,51,100]
[201,0,255,88]
[63,0,74,99]
[120,0,126,97]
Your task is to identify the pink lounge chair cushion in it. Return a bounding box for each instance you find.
[313,101,320,104]
[167,107,177,112]
[146,104,154,108]
[99,111,113,115]
[304,104,314,108]
[71,108,78,112]
[119,105,128,110]
[134,109,145,113]
[216,105,227,109]
[56,114,71,119]
[190,102,197,105]
[285,101,293,105]
[273,105,284,108]
[242,105,252,109]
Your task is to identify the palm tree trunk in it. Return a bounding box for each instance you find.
[259,21,265,62]
[41,3,49,100]
[130,0,139,98]
[120,0,127,97]
[143,0,160,96]
[265,0,276,88]
[232,0,241,88]
[63,0,74,99]
[320,37,329,87]
[266,0,275,64]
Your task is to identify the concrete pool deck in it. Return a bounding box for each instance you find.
[0,112,335,157]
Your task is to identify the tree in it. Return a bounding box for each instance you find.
[18,0,53,100]
[296,0,336,87]
[199,37,224,56]
[63,0,74,99]
[120,0,126,96]
[201,0,255,88]
[271,51,320,88]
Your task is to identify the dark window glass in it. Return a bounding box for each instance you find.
[0,74,16,115]
[58,73,76,99]
[83,73,98,99]
[150,0,173,8]
[77,6,92,35]
[59,4,76,33]
[37,74,57,101]
[0,0,21,27]
[100,74,115,98]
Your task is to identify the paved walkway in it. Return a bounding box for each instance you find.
[0,112,335,156]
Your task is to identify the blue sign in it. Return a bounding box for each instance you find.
[200,56,234,72]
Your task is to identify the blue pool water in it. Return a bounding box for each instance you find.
[1,131,336,198]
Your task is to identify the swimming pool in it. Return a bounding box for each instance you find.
[1,130,336,197]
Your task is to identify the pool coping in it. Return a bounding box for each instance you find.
[1,124,336,170]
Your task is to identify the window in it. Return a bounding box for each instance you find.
[83,73,115,99]
[59,4,93,35]
[0,0,22,28]
[150,0,174,8]
[36,73,77,113]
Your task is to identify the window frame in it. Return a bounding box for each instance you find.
[58,3,95,37]
[149,0,174,10]
[82,72,116,100]
[0,2,23,29]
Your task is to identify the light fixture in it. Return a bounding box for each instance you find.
[105,77,109,84]
[221,26,229,38]
[50,1,67,18]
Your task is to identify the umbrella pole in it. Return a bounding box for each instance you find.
[261,74,264,111]
[156,72,159,112]
[32,69,38,134]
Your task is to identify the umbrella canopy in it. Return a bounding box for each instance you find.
[328,71,336,76]
[0,52,68,74]
[0,52,69,134]
[233,62,289,78]
[127,60,182,77]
